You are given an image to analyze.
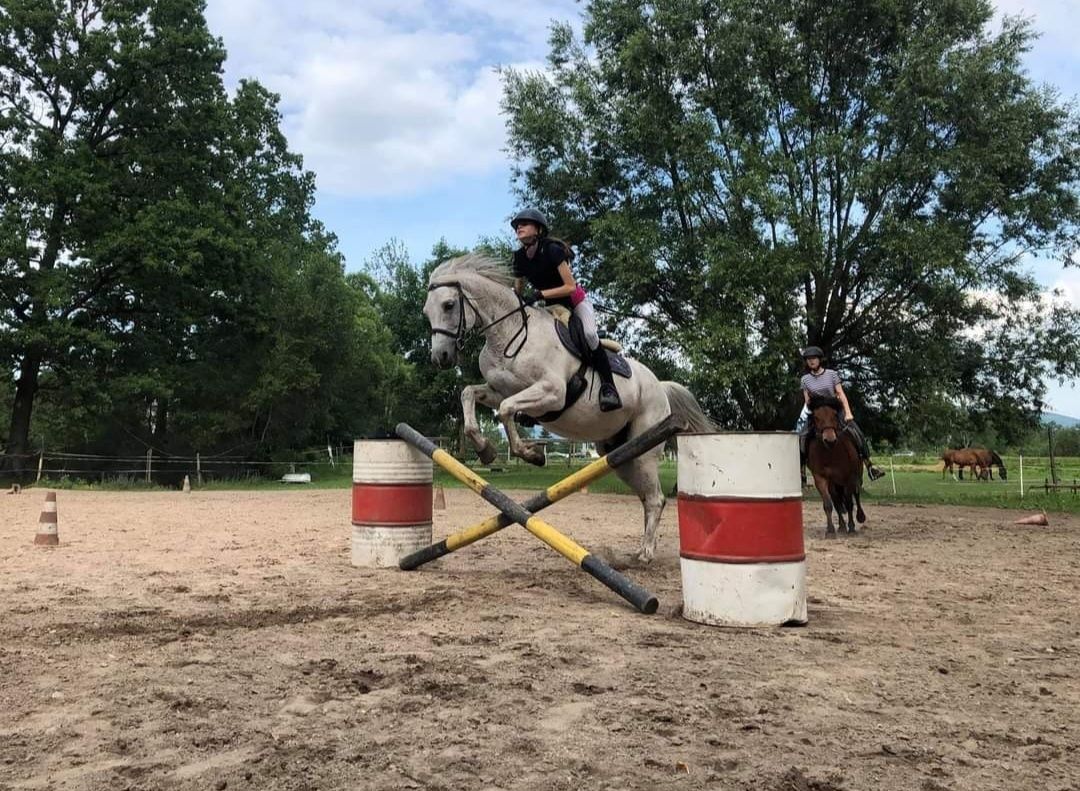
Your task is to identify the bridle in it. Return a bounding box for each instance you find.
[427,280,531,359]
[811,406,853,446]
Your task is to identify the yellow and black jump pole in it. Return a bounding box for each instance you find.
[399,415,684,572]
[395,421,675,615]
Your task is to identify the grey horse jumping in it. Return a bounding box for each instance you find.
[424,254,713,563]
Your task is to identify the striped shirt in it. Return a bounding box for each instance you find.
[801,369,841,400]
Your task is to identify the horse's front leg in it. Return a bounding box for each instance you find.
[461,384,504,464]
[496,381,564,467]
[843,489,857,534]
[812,473,835,537]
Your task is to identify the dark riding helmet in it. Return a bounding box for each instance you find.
[802,345,825,359]
[510,208,549,236]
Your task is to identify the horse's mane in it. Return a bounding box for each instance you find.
[808,394,842,412]
[990,450,1004,465]
[429,253,515,288]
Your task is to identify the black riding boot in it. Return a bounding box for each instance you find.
[847,421,885,481]
[591,346,622,412]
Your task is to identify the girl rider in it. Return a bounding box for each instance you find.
[797,345,885,481]
[510,208,622,412]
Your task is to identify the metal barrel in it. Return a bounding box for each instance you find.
[351,439,433,568]
[677,433,808,627]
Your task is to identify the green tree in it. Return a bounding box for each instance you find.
[2,2,407,476]
[503,0,1080,433]
[0,0,230,472]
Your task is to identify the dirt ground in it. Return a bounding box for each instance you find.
[1,488,1077,791]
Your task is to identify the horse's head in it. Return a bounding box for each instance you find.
[423,254,516,368]
[992,451,1008,480]
[424,280,474,367]
[809,395,843,447]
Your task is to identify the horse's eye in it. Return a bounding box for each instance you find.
[442,300,455,311]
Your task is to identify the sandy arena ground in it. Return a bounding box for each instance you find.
[1,488,1078,791]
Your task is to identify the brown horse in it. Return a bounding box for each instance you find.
[942,448,982,480]
[972,448,1007,480]
[942,448,1005,481]
[806,395,865,537]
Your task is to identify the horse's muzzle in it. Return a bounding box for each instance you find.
[431,348,455,368]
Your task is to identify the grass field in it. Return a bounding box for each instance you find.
[37,451,1080,514]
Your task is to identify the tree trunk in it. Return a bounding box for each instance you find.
[3,352,43,477]
[153,398,169,447]
[3,200,66,477]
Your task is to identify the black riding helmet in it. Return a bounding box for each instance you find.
[510,208,549,236]
[802,345,825,360]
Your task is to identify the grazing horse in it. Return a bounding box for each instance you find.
[423,254,714,563]
[972,449,1007,480]
[942,448,1005,481]
[942,448,983,481]
[806,395,865,537]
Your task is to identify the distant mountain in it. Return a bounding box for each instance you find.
[1042,411,1080,428]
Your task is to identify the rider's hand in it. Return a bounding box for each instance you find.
[520,287,544,306]
[844,412,854,422]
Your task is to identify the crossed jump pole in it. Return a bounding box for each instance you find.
[394,415,684,614]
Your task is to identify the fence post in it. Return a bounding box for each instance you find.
[196,452,202,486]
[36,451,44,483]
[890,456,896,496]
[1019,453,1024,499]
[145,449,152,483]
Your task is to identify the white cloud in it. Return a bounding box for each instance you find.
[993,1,1080,65]
[1047,265,1080,309]
[204,0,578,197]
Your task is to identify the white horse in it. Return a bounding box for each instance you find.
[423,254,714,562]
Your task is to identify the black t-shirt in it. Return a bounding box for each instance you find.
[512,240,573,309]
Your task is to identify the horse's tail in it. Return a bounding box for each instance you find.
[661,381,715,433]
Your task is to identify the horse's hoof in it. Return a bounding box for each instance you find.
[476,443,498,465]
[605,551,634,571]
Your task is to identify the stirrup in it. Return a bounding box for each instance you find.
[598,383,622,412]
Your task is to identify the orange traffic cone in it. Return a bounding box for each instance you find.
[34,491,59,546]
[433,485,446,510]
[1014,512,1049,526]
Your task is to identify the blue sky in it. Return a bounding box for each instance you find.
[204,0,1080,416]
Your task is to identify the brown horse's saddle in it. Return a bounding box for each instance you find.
[545,305,632,379]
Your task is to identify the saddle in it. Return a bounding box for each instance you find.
[514,306,633,428]
[546,305,632,379]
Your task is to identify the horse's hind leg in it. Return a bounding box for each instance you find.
[854,487,866,525]
[609,450,666,564]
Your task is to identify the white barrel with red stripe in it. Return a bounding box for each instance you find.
[352,440,433,568]
[676,433,807,627]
